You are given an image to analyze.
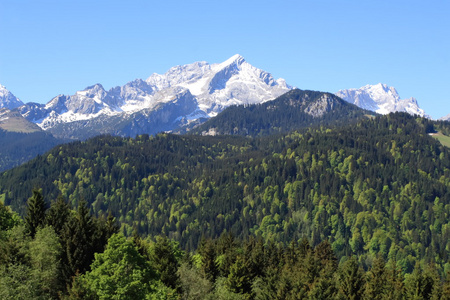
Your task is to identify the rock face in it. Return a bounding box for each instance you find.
[336,83,428,117]
[304,94,336,118]
[16,55,292,139]
[0,85,24,110]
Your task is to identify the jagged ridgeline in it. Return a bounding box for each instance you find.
[1,113,450,271]
[189,89,376,136]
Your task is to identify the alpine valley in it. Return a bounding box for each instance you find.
[2,56,450,299]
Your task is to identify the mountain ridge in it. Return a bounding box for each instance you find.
[336,83,428,117]
[14,55,291,139]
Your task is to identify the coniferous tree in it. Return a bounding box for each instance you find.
[63,199,96,283]
[365,256,387,300]
[24,188,47,238]
[46,195,71,236]
[198,238,219,282]
[338,256,365,300]
[385,260,405,300]
[442,272,450,300]
[149,236,181,291]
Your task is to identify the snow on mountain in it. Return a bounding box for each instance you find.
[439,113,450,121]
[336,83,428,117]
[18,55,292,137]
[0,85,24,110]
[147,54,292,116]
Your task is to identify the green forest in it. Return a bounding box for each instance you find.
[1,112,450,298]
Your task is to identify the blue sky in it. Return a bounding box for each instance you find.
[1,0,449,119]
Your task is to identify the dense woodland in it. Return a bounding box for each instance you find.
[1,112,450,298]
[1,195,450,299]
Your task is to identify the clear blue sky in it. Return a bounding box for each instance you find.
[1,0,449,119]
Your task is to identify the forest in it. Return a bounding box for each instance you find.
[0,129,64,172]
[1,194,449,299]
[189,89,376,137]
[1,112,450,298]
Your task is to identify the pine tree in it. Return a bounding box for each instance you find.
[385,259,405,300]
[24,188,47,238]
[46,195,70,236]
[442,271,450,300]
[197,238,218,282]
[149,236,181,291]
[62,199,96,283]
[337,256,365,300]
[365,256,387,300]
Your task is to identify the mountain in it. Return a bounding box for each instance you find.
[440,113,450,121]
[0,108,42,133]
[1,113,449,271]
[190,89,376,137]
[336,83,428,117]
[0,107,67,171]
[0,85,24,109]
[18,55,292,139]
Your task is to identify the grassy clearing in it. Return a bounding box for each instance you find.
[432,132,450,148]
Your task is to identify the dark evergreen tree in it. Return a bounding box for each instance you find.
[24,188,47,238]
[197,238,218,282]
[46,195,71,236]
[365,256,387,300]
[149,236,181,291]
[62,199,96,284]
[338,257,365,300]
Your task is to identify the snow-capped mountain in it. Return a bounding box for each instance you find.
[336,83,427,117]
[439,114,450,121]
[0,85,24,110]
[18,54,292,139]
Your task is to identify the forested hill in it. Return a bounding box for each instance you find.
[189,89,376,137]
[0,129,66,172]
[1,113,450,272]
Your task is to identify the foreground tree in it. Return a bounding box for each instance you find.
[24,189,47,238]
[71,233,159,300]
[337,256,365,300]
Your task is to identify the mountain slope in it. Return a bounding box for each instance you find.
[18,55,291,139]
[336,83,427,117]
[1,113,449,270]
[0,108,67,171]
[0,108,42,133]
[0,128,65,172]
[190,89,376,136]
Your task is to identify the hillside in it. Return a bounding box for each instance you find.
[189,89,376,136]
[1,113,449,274]
[0,129,66,172]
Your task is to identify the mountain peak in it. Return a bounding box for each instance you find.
[220,54,246,67]
[0,84,25,110]
[84,83,105,92]
[336,83,427,117]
